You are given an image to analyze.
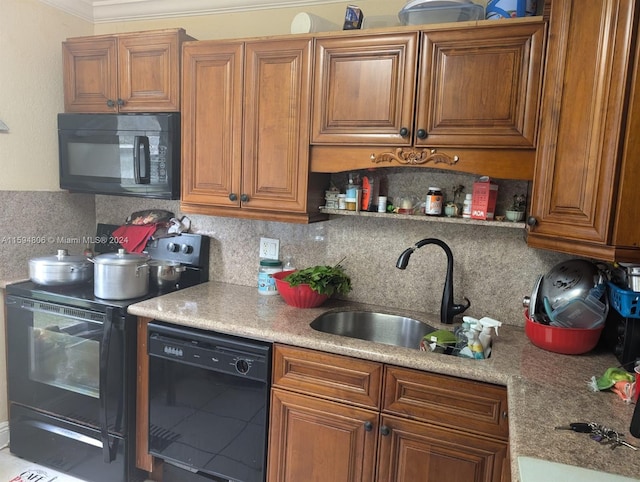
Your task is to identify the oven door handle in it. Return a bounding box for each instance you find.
[133,135,151,184]
[100,306,116,463]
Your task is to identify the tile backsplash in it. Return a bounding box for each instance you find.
[0,184,571,327]
[95,167,570,327]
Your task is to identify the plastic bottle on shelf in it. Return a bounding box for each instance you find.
[425,187,443,216]
[462,193,473,218]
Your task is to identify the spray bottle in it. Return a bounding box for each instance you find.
[476,317,502,359]
[458,316,484,359]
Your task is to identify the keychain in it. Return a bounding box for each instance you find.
[555,422,638,450]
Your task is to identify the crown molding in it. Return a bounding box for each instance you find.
[40,0,344,23]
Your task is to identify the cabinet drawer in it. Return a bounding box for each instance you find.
[383,366,508,439]
[273,344,383,409]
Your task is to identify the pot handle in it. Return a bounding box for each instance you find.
[135,263,149,276]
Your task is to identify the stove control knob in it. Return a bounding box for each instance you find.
[181,244,193,254]
[235,358,250,375]
[167,242,179,253]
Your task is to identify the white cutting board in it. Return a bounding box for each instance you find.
[519,456,640,482]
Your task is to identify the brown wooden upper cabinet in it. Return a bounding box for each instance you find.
[312,21,545,149]
[527,0,640,263]
[180,38,328,223]
[63,28,192,113]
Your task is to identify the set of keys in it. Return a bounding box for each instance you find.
[555,422,638,451]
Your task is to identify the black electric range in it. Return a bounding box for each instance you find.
[4,225,210,482]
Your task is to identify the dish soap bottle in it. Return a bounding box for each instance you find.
[466,326,484,359]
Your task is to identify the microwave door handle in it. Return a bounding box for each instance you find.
[133,135,151,184]
[100,307,116,463]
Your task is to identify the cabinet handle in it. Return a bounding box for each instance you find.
[417,129,427,139]
[502,411,508,420]
[117,98,125,106]
[240,194,249,203]
[399,127,409,137]
[229,193,238,202]
[526,216,537,227]
[364,421,373,432]
[106,99,115,108]
[380,425,390,436]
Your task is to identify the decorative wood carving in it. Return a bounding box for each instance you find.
[370,148,459,166]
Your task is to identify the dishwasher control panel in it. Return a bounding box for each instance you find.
[147,320,271,382]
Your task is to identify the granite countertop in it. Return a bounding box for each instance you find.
[127,281,640,481]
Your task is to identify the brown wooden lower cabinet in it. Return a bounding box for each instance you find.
[268,344,510,482]
[377,414,508,482]
[268,388,378,482]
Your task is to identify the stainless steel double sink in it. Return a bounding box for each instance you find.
[310,310,437,350]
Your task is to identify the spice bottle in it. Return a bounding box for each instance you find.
[258,259,282,295]
[462,193,473,218]
[425,187,443,216]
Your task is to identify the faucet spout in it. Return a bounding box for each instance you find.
[396,238,470,324]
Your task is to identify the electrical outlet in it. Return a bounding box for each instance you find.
[259,237,280,259]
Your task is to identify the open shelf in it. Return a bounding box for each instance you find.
[320,208,526,229]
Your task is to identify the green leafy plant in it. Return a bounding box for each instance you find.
[284,259,352,296]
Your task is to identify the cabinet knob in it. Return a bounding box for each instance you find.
[117,98,125,106]
[526,216,537,227]
[364,421,373,432]
[240,194,249,203]
[106,99,115,108]
[399,127,409,137]
[417,129,427,139]
[229,193,238,202]
[380,425,390,436]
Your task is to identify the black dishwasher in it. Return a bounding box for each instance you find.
[147,321,271,482]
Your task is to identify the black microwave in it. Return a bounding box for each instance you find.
[58,113,180,199]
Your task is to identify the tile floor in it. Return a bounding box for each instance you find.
[0,447,154,482]
[0,446,85,481]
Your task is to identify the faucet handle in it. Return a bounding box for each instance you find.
[450,297,471,317]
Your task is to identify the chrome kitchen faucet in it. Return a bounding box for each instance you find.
[396,238,471,324]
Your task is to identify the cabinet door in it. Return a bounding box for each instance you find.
[527,0,636,261]
[117,32,181,112]
[268,388,377,482]
[63,37,118,113]
[311,33,418,145]
[241,39,313,212]
[181,41,244,207]
[377,415,508,482]
[416,22,544,148]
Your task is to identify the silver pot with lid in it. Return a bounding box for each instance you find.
[29,249,93,286]
[91,249,150,300]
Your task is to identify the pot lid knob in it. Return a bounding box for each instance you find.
[56,249,69,258]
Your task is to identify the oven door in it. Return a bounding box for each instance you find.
[6,295,127,442]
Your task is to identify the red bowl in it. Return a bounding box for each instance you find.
[272,270,329,308]
[524,310,603,355]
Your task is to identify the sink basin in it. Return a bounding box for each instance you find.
[310,311,436,350]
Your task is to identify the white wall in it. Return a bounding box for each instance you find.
[0,0,91,191]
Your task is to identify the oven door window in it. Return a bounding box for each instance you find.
[6,296,127,435]
[29,312,101,398]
